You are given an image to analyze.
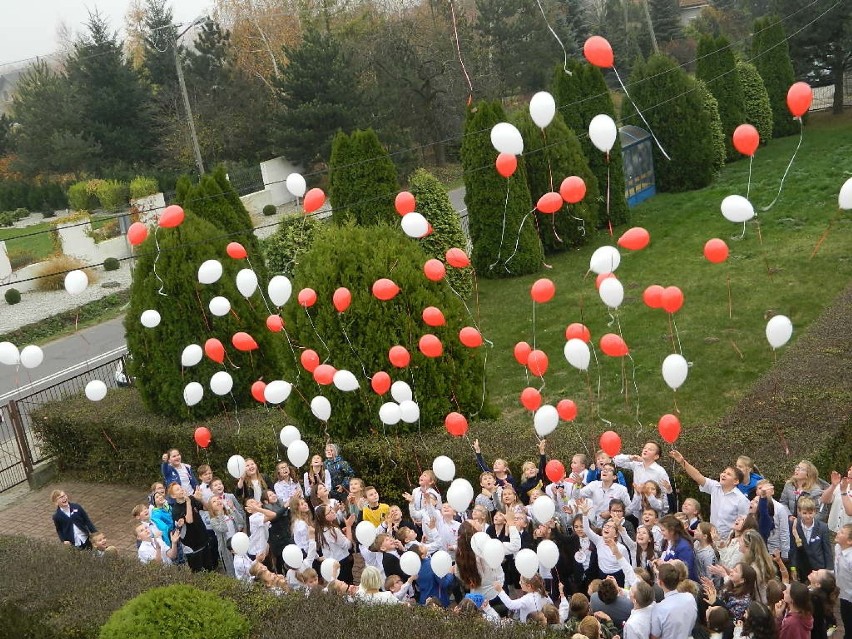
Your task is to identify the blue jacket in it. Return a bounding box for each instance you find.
[417,557,455,607]
[737,472,764,498]
[161,462,199,492]
[662,536,698,582]
[324,455,355,500]
[53,503,97,545]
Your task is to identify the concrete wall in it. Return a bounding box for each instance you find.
[261,156,301,206]
[0,241,11,284]
[239,189,274,216]
[132,192,166,226]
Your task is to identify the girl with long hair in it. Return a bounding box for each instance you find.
[741,601,778,639]
[740,529,777,602]
[236,458,270,502]
[314,504,355,584]
[775,581,814,639]
[303,454,331,496]
[273,462,301,505]
[694,522,721,584]
[472,438,517,490]
[702,562,759,621]
[289,495,313,554]
[717,514,759,571]
[456,515,521,614]
[780,460,828,523]
[660,514,698,581]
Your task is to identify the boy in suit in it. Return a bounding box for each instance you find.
[791,495,833,578]
[51,489,97,549]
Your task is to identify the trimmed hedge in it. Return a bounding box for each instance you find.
[129,176,159,200]
[737,60,773,145]
[263,213,322,277]
[4,287,21,305]
[103,257,121,271]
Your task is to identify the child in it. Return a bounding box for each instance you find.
[834,523,851,637]
[160,448,198,496]
[472,438,517,490]
[517,439,548,505]
[346,478,368,517]
[436,502,461,557]
[232,539,253,582]
[587,450,628,487]
[403,470,442,529]
[395,526,420,552]
[578,499,630,587]
[135,523,179,564]
[627,480,667,520]
[386,573,416,602]
[149,489,175,543]
[273,462,302,505]
[245,498,270,561]
[641,507,665,553]
[289,495,313,554]
[132,503,165,545]
[682,497,703,534]
[361,486,390,527]
[90,532,116,557]
[286,526,319,588]
[632,524,657,572]
[294,567,320,590]
[494,574,554,621]
[210,477,246,532]
[475,472,500,514]
[735,456,764,499]
[196,464,214,502]
[791,496,833,575]
[303,454,331,496]
[207,494,237,576]
[614,442,672,502]
[694,522,721,585]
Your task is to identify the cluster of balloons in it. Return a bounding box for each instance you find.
[0,342,44,369]
[643,285,684,314]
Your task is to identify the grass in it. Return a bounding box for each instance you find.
[0,222,58,267]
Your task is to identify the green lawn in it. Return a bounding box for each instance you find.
[0,222,58,268]
[470,110,852,456]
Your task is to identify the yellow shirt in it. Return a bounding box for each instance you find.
[361,503,390,527]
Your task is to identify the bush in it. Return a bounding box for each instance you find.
[4,288,21,305]
[129,176,159,200]
[696,80,727,174]
[263,214,322,277]
[33,255,97,293]
[751,15,798,138]
[99,585,250,639]
[262,204,277,216]
[7,250,37,271]
[696,35,746,162]
[95,179,129,211]
[103,257,120,272]
[737,60,773,145]
[67,181,98,212]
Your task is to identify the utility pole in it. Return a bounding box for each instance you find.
[174,18,205,176]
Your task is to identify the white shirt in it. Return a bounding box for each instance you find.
[497,591,552,621]
[303,469,332,495]
[293,519,310,553]
[827,485,852,532]
[60,506,89,546]
[233,554,253,582]
[577,481,631,525]
[835,544,851,603]
[583,515,628,574]
[248,512,269,556]
[138,538,172,565]
[175,465,193,496]
[624,605,654,639]
[356,589,401,605]
[321,527,352,561]
[274,479,301,505]
[699,478,750,540]
[614,456,672,492]
[408,487,442,523]
[651,590,697,639]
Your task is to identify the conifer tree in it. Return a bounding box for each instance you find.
[649,0,682,43]
[737,60,773,145]
[696,80,727,174]
[696,35,745,161]
[460,101,543,278]
[751,16,798,137]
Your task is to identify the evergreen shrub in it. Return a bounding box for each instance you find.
[129,176,159,200]
[696,35,745,161]
[95,180,129,211]
[103,257,120,271]
[696,80,727,174]
[263,214,323,277]
[751,16,798,138]
[737,60,773,145]
[4,288,21,305]
[67,181,97,211]
[263,204,277,216]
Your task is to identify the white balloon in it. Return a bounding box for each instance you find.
[379,402,402,425]
[287,440,310,468]
[766,315,793,349]
[661,353,689,391]
[286,173,307,198]
[564,338,591,371]
[483,537,506,569]
[531,495,556,523]
[0,341,20,366]
[227,454,246,479]
[401,212,429,238]
[321,558,339,582]
[198,259,223,285]
[231,531,250,555]
[514,548,539,579]
[471,531,490,557]
[537,539,559,569]
[210,371,233,396]
[432,455,456,482]
[839,177,852,210]
[85,380,107,402]
[399,550,421,576]
[588,114,618,153]
[64,270,88,295]
[236,269,258,298]
[721,195,755,223]
[399,400,420,424]
[181,344,203,367]
[431,550,452,578]
[208,296,231,317]
[183,381,204,407]
[533,404,559,438]
[391,381,413,403]
[279,425,301,447]
[589,245,621,274]
[332,369,359,392]
[282,544,304,569]
[355,521,377,547]
[447,478,474,513]
[268,275,292,307]
[598,277,624,309]
[19,345,44,369]
[140,309,161,328]
[530,91,556,129]
[490,122,524,155]
[311,395,331,421]
[264,380,292,404]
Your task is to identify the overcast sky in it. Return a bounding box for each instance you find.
[0,0,212,70]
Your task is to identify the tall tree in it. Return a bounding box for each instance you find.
[751,15,798,137]
[737,60,773,144]
[649,0,681,44]
[140,0,179,90]
[0,114,11,157]
[696,35,745,161]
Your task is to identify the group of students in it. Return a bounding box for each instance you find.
[51,438,852,639]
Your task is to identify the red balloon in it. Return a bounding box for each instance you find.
[703,238,729,264]
[495,152,517,178]
[584,36,614,68]
[423,259,446,282]
[560,176,586,204]
[395,191,416,216]
[658,414,682,444]
[304,188,325,214]
[520,387,542,411]
[445,248,470,268]
[459,327,483,348]
[371,371,391,395]
[127,222,148,246]
[313,363,336,385]
[527,349,549,377]
[617,227,650,251]
[557,399,577,421]
[204,338,225,364]
[565,323,591,343]
[373,278,400,301]
[419,334,443,358]
[600,333,628,357]
[266,314,284,332]
[599,430,622,457]
[661,286,684,314]
[226,242,247,259]
[536,192,563,214]
[545,459,566,483]
[787,82,812,118]
[251,381,267,403]
[159,204,185,228]
[389,345,411,368]
[514,341,532,365]
[194,426,211,449]
[300,349,320,372]
[232,331,258,352]
[595,272,616,290]
[531,278,556,303]
[445,412,468,437]
[643,285,664,309]
[333,287,351,313]
[732,124,760,157]
[298,288,317,307]
[425,223,434,236]
[422,306,446,327]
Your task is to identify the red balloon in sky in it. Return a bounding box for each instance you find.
[520,387,542,412]
[514,341,532,365]
[557,399,578,422]
[786,82,812,118]
[333,287,351,313]
[584,36,614,68]
[445,412,468,437]
[422,306,446,327]
[661,286,684,314]
[194,426,212,448]
[617,227,650,251]
[226,242,247,259]
[313,364,336,386]
[158,205,185,228]
[643,285,664,309]
[419,334,443,358]
[251,381,267,404]
[545,459,566,483]
[204,338,225,364]
[388,345,411,368]
[300,349,320,372]
[658,414,682,444]
[298,288,317,307]
[599,430,622,457]
[527,349,549,377]
[266,314,284,332]
[536,192,563,214]
[595,272,616,290]
[459,327,483,348]
[445,248,470,268]
[531,278,556,303]
[232,331,258,352]
[600,333,628,357]
[127,222,148,246]
[303,188,325,214]
[373,278,400,301]
[496,153,517,178]
[703,238,729,264]
[423,259,446,282]
[560,176,586,204]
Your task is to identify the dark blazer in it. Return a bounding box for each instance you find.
[791,519,833,573]
[53,503,97,545]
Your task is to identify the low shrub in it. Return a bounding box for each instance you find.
[4,288,21,305]
[262,203,277,216]
[129,176,159,200]
[32,255,97,292]
[67,181,97,212]
[95,180,129,211]
[103,257,120,271]
[89,218,121,242]
[7,249,38,271]
[263,213,322,277]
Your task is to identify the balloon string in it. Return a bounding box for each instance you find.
[488,183,511,271]
[540,127,563,250]
[532,301,537,350]
[761,117,804,211]
[304,307,332,361]
[503,210,533,271]
[534,0,570,76]
[613,66,671,160]
[447,0,473,105]
[673,392,680,415]
[810,210,842,259]
[340,323,369,379]
[606,158,612,236]
[671,317,684,357]
[726,272,733,320]
[568,204,587,238]
[229,392,242,435]
[528,205,553,269]
[153,226,167,296]
[746,155,753,200]
[755,217,773,278]
[626,353,641,428]
[590,342,603,404]
[667,313,677,354]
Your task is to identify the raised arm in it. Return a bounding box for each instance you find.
[473,439,492,473]
[669,450,707,487]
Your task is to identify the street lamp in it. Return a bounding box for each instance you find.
[174,17,205,176]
